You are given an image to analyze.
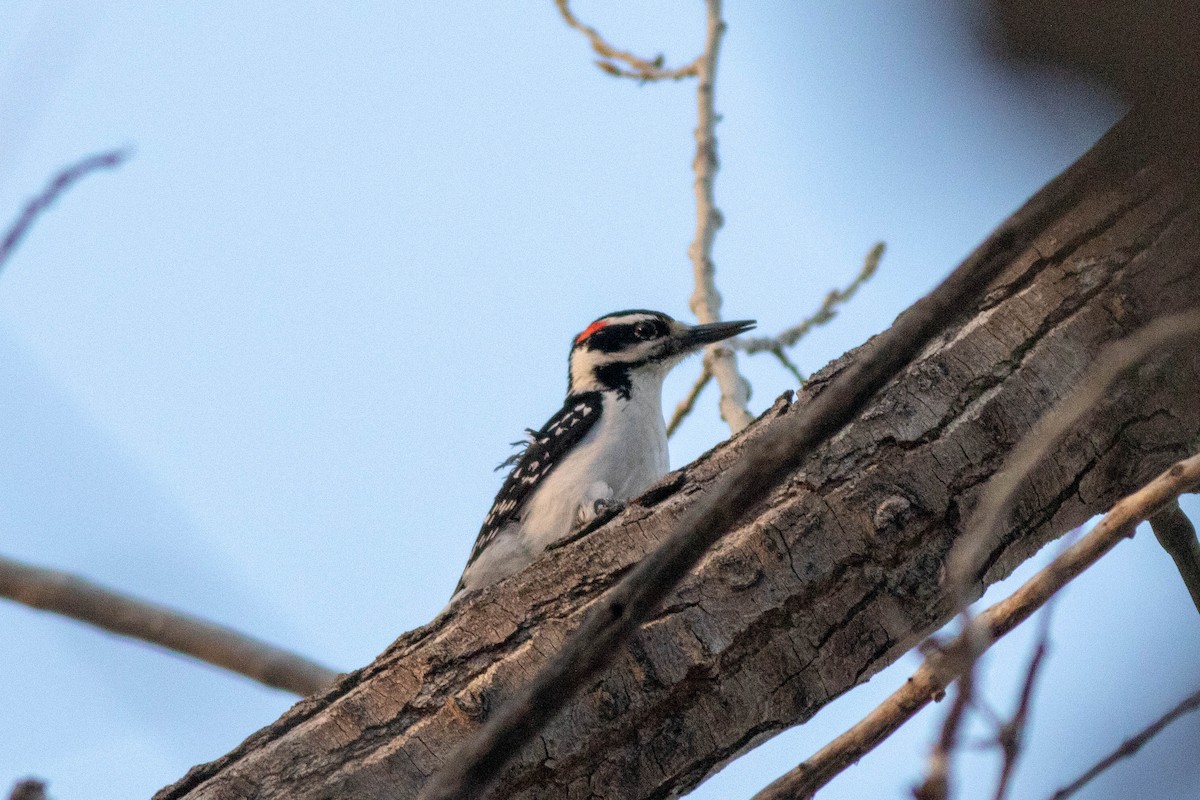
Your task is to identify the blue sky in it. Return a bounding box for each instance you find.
[1,2,1197,798]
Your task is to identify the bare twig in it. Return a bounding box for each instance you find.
[555,0,753,433]
[685,0,755,434]
[1149,500,1200,614]
[992,607,1053,800]
[914,319,1200,800]
[667,239,882,434]
[914,664,975,800]
[737,242,886,361]
[918,312,1200,797]
[767,345,806,384]
[0,555,339,696]
[417,192,1022,800]
[1048,685,1200,800]
[0,148,129,272]
[553,0,700,81]
[666,356,713,437]
[751,450,1200,800]
[947,312,1200,612]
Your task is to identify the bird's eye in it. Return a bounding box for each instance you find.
[633,321,658,340]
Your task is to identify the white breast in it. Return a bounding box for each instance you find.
[455,377,669,598]
[518,387,668,551]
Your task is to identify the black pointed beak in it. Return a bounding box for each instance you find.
[676,319,756,352]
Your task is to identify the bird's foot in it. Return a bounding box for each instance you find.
[592,498,626,518]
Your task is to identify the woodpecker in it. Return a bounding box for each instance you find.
[451,309,755,601]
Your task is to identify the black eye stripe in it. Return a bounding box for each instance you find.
[579,318,669,352]
[581,323,640,352]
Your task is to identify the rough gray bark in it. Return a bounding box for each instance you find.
[157,112,1200,800]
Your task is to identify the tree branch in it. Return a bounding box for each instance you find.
[948,311,1200,611]
[0,147,340,697]
[685,0,755,433]
[735,242,885,361]
[154,110,1200,800]
[0,148,129,273]
[553,0,700,81]
[762,308,1200,799]
[914,310,1200,797]
[1048,685,1200,800]
[416,164,1025,799]
[752,450,1200,800]
[553,0,752,433]
[665,356,714,437]
[991,608,1053,800]
[1149,500,1200,614]
[668,236,882,435]
[0,555,339,696]
[913,658,974,800]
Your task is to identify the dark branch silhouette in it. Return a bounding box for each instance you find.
[1049,684,1200,800]
[0,148,129,272]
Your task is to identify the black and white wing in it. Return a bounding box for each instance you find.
[459,391,603,577]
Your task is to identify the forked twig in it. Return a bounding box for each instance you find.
[672,244,888,438]
[683,0,755,433]
[669,243,884,435]
[913,664,975,800]
[553,0,700,81]
[737,242,885,359]
[992,606,1054,800]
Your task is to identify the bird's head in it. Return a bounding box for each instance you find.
[567,309,755,398]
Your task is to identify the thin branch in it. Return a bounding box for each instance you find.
[0,148,130,273]
[555,0,752,433]
[750,450,1200,800]
[686,0,755,434]
[1149,500,1200,614]
[767,344,806,384]
[0,554,339,696]
[737,242,886,360]
[553,0,700,81]
[1048,685,1200,800]
[913,663,974,800]
[947,311,1200,612]
[668,241,880,432]
[992,607,1053,800]
[666,357,713,437]
[416,187,1023,800]
[920,312,1200,797]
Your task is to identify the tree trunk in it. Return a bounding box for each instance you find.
[156,111,1200,800]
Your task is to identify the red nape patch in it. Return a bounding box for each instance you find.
[575,319,610,344]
